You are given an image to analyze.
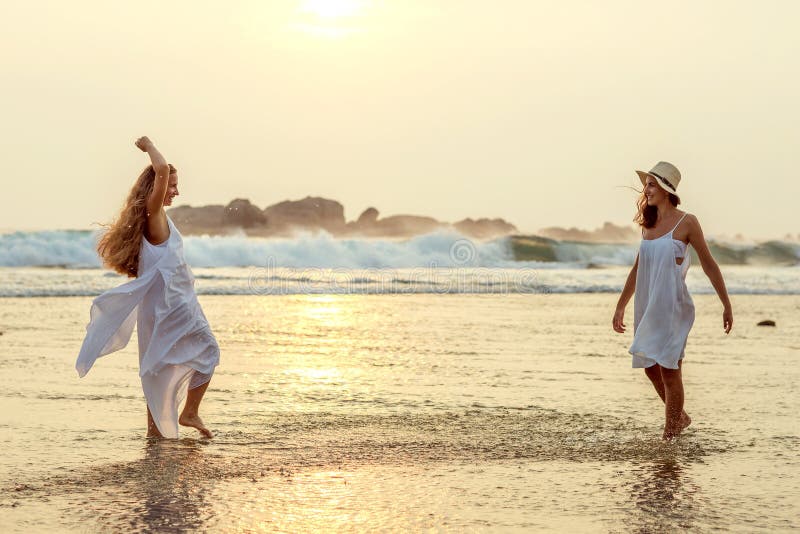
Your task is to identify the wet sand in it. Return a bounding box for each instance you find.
[0,294,798,531]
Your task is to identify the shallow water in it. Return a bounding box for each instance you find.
[2,265,800,296]
[0,294,798,532]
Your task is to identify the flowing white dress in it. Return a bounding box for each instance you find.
[629,212,695,369]
[76,215,220,437]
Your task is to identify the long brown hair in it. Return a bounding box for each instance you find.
[634,189,680,229]
[96,164,176,277]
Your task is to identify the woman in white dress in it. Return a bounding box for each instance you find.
[613,162,733,441]
[76,136,220,439]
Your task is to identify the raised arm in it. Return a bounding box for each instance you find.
[135,136,170,216]
[613,252,638,333]
[686,214,733,333]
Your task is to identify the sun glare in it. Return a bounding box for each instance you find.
[292,0,372,38]
[299,0,368,18]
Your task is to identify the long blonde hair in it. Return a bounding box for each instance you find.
[96,164,176,277]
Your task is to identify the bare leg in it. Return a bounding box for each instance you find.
[644,364,667,401]
[179,380,213,438]
[644,360,691,432]
[147,406,163,438]
[660,364,686,441]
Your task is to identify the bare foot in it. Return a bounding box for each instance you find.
[662,412,692,442]
[179,413,213,438]
[679,411,692,432]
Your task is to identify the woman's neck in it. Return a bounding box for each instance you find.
[655,205,677,222]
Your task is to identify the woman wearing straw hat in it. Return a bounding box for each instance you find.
[613,161,733,441]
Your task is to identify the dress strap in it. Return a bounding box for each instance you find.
[670,212,689,233]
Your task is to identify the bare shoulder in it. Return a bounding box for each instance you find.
[685,213,715,264]
[682,213,696,236]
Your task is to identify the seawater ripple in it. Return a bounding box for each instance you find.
[3,409,735,501]
[1,265,800,296]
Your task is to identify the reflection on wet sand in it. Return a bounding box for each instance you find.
[57,439,218,532]
[625,452,704,533]
[132,440,211,532]
[2,409,734,532]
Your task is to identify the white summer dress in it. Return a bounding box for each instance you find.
[76,215,220,437]
[629,212,695,370]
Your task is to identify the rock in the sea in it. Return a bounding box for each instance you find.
[224,198,267,228]
[168,195,522,240]
[263,196,346,234]
[167,204,226,234]
[537,221,639,243]
[356,207,379,226]
[453,217,517,239]
[757,320,776,326]
[370,215,444,237]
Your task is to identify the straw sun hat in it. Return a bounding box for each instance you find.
[636,161,682,201]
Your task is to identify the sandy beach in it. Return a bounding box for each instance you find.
[4,0,800,530]
[1,293,797,532]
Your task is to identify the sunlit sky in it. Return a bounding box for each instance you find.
[2,0,798,239]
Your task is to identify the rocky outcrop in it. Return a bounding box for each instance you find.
[537,221,639,243]
[356,207,379,226]
[167,196,518,239]
[454,218,517,239]
[368,215,444,237]
[223,199,266,228]
[166,204,226,234]
[263,196,346,234]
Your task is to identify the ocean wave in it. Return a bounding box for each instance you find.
[1,228,798,269]
[511,236,800,267]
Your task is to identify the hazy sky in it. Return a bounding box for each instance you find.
[2,0,798,239]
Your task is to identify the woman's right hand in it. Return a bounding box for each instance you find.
[135,136,153,152]
[613,306,626,333]
[723,306,733,334]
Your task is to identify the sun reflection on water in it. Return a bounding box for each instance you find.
[284,366,343,383]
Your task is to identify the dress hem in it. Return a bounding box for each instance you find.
[630,351,683,370]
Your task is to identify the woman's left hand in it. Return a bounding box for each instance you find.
[135,136,153,152]
[723,307,733,334]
